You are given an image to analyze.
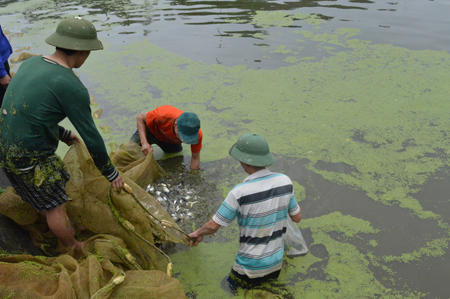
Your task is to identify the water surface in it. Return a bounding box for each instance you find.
[1,0,450,297]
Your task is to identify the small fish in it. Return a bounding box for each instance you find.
[90,95,99,106]
[187,201,198,208]
[14,46,30,52]
[187,212,193,217]
[156,191,161,196]
[93,108,103,119]
[9,52,38,63]
[99,126,110,132]
[163,187,170,193]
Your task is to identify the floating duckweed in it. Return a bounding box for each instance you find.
[311,212,379,239]
[368,240,378,247]
[32,10,450,297]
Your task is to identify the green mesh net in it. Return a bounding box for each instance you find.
[0,142,189,298]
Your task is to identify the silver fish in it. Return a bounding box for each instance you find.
[187,201,198,208]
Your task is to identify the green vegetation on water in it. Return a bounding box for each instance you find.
[2,8,449,298]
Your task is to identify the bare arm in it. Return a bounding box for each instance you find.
[290,209,302,223]
[137,112,153,155]
[190,152,200,170]
[185,219,221,246]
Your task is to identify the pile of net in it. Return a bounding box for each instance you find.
[0,142,189,298]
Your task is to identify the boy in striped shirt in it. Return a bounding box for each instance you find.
[186,133,302,290]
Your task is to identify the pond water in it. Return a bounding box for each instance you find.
[2,0,450,298]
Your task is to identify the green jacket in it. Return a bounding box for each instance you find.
[0,56,118,181]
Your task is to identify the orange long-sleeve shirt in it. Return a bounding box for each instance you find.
[145,105,203,153]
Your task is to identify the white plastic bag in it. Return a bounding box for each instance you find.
[284,217,308,257]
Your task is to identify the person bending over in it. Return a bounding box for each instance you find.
[131,105,202,170]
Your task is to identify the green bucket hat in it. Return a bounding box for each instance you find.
[177,112,201,145]
[45,17,103,51]
[229,133,275,167]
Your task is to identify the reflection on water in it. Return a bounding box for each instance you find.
[1,0,450,298]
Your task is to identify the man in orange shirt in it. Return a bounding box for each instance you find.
[131,105,202,170]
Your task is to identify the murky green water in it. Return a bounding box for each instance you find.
[2,0,450,297]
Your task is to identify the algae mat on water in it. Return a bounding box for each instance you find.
[3,8,450,296]
[82,24,450,218]
[80,24,450,297]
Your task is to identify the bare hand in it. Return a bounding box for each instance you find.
[190,152,200,170]
[0,75,11,90]
[112,175,125,192]
[141,142,153,155]
[64,132,82,146]
[185,231,204,247]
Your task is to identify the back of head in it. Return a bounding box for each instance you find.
[45,17,103,51]
[229,133,275,167]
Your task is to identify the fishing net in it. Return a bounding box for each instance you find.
[0,142,189,298]
[109,142,165,189]
[0,234,186,298]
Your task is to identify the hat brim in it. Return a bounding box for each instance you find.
[178,131,198,145]
[229,144,275,167]
[45,33,103,51]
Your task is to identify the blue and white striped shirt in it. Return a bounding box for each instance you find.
[213,169,300,278]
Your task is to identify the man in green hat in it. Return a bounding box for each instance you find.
[185,133,302,290]
[0,17,124,253]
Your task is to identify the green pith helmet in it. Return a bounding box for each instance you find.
[229,133,275,167]
[45,17,103,51]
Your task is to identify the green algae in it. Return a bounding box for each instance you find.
[170,213,421,298]
[270,46,292,54]
[248,12,326,29]
[383,238,448,263]
[80,32,450,295]
[310,212,379,239]
[368,239,378,247]
[2,5,450,298]
[170,234,240,299]
[291,181,305,202]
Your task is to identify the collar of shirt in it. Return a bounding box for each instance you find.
[243,168,273,183]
